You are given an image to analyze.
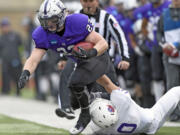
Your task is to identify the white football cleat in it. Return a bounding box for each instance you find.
[69,109,91,134]
[69,125,84,135]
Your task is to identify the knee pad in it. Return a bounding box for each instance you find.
[70,86,90,109]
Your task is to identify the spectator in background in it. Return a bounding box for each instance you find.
[157,0,180,121]
[131,0,151,105]
[21,13,36,58]
[140,0,170,107]
[137,0,149,6]
[101,0,115,10]
[120,0,144,105]
[0,17,22,96]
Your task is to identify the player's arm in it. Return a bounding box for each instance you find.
[108,15,129,61]
[141,18,148,37]
[107,15,130,70]
[23,48,46,73]
[85,31,108,56]
[18,48,46,89]
[97,75,119,93]
[72,14,108,59]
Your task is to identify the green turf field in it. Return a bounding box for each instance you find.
[156,126,180,135]
[0,114,69,135]
[0,114,179,135]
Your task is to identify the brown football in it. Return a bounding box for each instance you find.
[73,42,94,52]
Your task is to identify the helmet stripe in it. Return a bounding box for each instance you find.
[44,0,49,15]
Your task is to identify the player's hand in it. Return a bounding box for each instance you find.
[18,70,30,89]
[117,61,130,70]
[72,47,97,60]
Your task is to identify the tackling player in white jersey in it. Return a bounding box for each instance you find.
[89,76,180,134]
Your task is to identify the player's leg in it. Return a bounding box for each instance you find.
[151,86,180,131]
[55,58,76,119]
[69,85,91,134]
[151,45,165,102]
[34,62,47,101]
[139,55,155,108]
[11,61,22,96]
[1,62,11,94]
[69,53,110,134]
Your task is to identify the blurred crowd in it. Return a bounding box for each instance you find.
[0,0,180,122]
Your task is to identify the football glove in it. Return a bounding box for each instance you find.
[72,47,97,60]
[18,70,30,89]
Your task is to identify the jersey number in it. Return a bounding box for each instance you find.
[86,24,93,32]
[56,45,74,54]
[117,123,137,133]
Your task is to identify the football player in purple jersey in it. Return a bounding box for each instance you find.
[17,0,121,134]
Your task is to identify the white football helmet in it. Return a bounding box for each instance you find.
[38,0,67,32]
[90,98,118,128]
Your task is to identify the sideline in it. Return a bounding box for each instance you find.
[0,95,93,134]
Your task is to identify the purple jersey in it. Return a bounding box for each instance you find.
[144,1,170,20]
[133,3,151,21]
[32,13,93,56]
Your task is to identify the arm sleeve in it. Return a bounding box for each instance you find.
[68,14,94,39]
[32,26,48,50]
[107,15,130,61]
[110,89,131,111]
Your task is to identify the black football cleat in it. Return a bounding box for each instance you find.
[55,107,75,120]
[70,110,91,134]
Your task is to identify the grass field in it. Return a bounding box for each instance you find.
[157,127,180,135]
[0,114,179,135]
[0,114,69,135]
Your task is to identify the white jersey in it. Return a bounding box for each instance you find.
[90,87,180,134]
[108,89,154,134]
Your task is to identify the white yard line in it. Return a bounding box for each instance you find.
[0,95,93,134]
[164,121,180,127]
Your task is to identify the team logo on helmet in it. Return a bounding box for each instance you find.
[107,105,115,112]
